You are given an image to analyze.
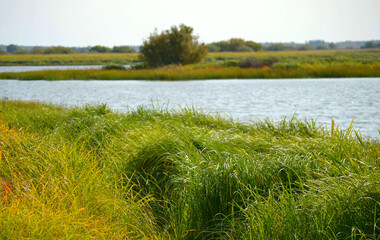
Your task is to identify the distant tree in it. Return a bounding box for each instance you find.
[307,40,327,48]
[13,49,30,54]
[139,24,208,68]
[112,46,136,53]
[266,44,295,51]
[246,41,263,51]
[71,47,91,53]
[266,43,286,51]
[207,44,221,52]
[0,49,7,54]
[316,45,328,50]
[328,43,338,49]
[43,46,75,54]
[6,44,22,53]
[31,48,46,54]
[236,45,253,52]
[361,41,380,49]
[90,45,112,53]
[228,38,246,51]
[296,44,315,51]
[206,39,262,52]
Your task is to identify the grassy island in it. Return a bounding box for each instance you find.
[1,50,380,80]
[0,100,379,239]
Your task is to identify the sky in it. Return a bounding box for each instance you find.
[1,0,380,47]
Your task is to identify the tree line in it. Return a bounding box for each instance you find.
[1,24,380,70]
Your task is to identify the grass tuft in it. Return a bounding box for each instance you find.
[0,99,379,239]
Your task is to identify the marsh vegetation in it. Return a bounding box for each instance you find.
[0,49,379,80]
[1,100,379,239]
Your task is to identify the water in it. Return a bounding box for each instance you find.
[1,78,379,139]
[0,65,105,72]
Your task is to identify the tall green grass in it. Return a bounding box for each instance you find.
[1,49,379,80]
[0,100,379,239]
[0,53,139,66]
[1,64,380,80]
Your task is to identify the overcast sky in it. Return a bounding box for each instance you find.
[1,0,380,47]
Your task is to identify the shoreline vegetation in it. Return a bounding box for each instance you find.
[1,100,379,239]
[1,49,380,80]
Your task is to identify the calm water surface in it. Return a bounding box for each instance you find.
[0,65,103,72]
[1,78,379,139]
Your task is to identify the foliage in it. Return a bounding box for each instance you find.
[316,45,328,50]
[1,64,380,80]
[238,57,278,68]
[43,46,75,54]
[362,41,380,49]
[1,49,380,80]
[0,49,7,55]
[102,64,126,70]
[0,52,139,66]
[329,42,338,49]
[0,100,379,239]
[207,38,262,52]
[112,46,136,53]
[266,43,295,51]
[12,50,30,55]
[139,24,208,68]
[296,44,315,51]
[6,44,22,53]
[89,45,112,53]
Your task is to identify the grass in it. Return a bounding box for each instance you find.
[0,99,379,239]
[0,53,139,66]
[1,64,380,80]
[0,49,380,80]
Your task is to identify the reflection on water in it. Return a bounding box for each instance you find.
[1,78,379,139]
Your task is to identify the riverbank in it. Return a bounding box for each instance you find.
[1,50,379,80]
[1,64,380,80]
[0,49,379,66]
[1,100,379,239]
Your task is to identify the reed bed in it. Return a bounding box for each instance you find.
[0,49,379,66]
[1,64,380,80]
[0,53,139,66]
[1,49,379,80]
[0,100,379,239]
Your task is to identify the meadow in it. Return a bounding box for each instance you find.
[1,49,380,80]
[1,100,379,239]
[0,53,139,66]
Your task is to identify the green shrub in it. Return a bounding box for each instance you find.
[90,45,112,53]
[43,46,75,54]
[239,57,278,68]
[112,46,136,53]
[139,24,208,68]
[102,64,126,70]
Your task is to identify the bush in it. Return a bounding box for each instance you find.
[112,46,136,53]
[296,44,315,51]
[266,43,295,51]
[90,45,112,53]
[13,50,30,55]
[139,24,208,68]
[316,45,328,50]
[43,46,75,54]
[6,44,22,53]
[239,57,278,68]
[102,64,126,70]
[206,39,262,52]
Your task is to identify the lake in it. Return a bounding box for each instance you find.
[1,78,379,139]
[0,65,103,72]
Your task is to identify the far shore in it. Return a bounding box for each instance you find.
[0,65,380,80]
[0,50,379,80]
